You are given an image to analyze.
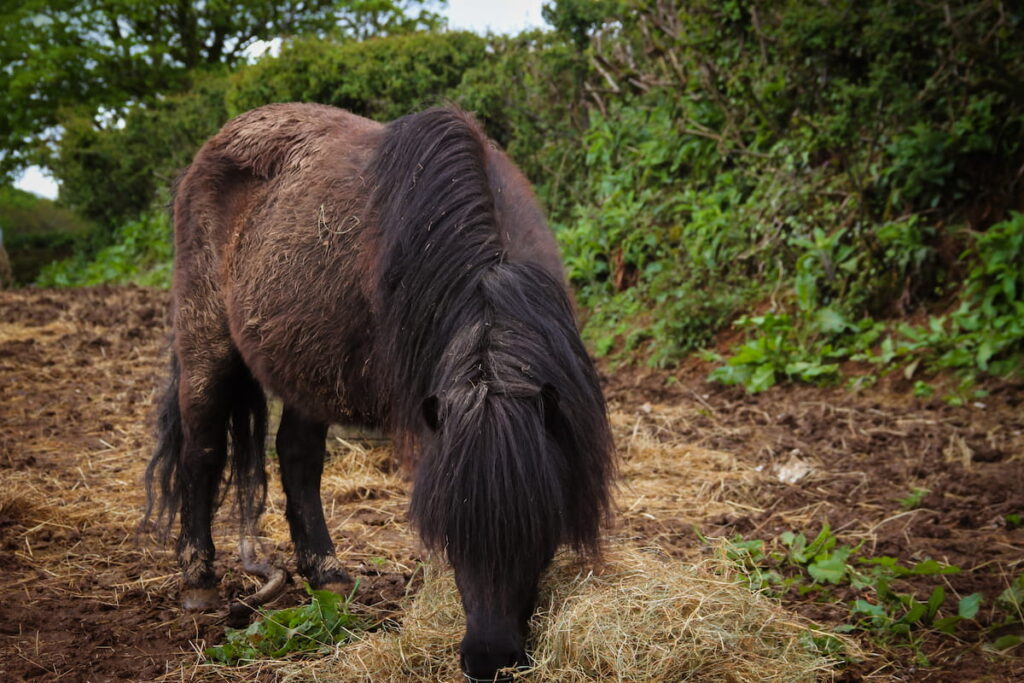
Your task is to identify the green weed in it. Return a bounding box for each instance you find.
[898,488,930,510]
[716,524,986,647]
[204,584,366,664]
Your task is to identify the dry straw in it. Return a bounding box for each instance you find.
[316,544,839,683]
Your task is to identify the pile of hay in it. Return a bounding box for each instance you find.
[297,543,840,682]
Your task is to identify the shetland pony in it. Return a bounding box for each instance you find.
[144,103,613,680]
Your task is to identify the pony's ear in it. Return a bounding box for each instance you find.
[422,395,441,432]
[541,383,561,427]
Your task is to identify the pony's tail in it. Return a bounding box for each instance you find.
[143,350,184,537]
[227,365,269,536]
[143,348,269,538]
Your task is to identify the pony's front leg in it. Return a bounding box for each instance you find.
[276,407,354,593]
[177,396,229,610]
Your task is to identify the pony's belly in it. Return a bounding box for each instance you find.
[226,283,379,426]
[244,333,379,425]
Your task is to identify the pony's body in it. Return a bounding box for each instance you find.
[181,105,561,424]
[147,103,612,680]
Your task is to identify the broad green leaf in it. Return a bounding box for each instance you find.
[926,586,945,619]
[808,554,848,584]
[748,364,776,393]
[815,307,851,334]
[853,599,886,618]
[908,559,960,576]
[901,600,926,625]
[991,634,1022,651]
[958,592,983,619]
[998,573,1024,610]
[806,524,836,556]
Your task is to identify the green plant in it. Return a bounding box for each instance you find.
[204,584,365,664]
[36,211,173,288]
[899,487,930,510]
[0,186,92,284]
[228,32,488,123]
[716,524,984,646]
[859,212,1024,388]
[987,571,1024,651]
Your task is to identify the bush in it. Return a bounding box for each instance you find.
[0,186,91,284]
[53,71,231,230]
[36,211,173,288]
[35,1,1024,388]
[520,0,1024,378]
[227,31,488,121]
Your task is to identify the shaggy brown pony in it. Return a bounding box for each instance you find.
[144,103,614,681]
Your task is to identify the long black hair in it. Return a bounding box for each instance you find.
[368,107,614,592]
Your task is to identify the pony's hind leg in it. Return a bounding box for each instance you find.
[276,406,354,593]
[176,380,230,610]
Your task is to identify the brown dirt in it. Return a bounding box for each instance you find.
[0,285,1021,681]
[604,365,1024,682]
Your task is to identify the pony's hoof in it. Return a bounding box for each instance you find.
[181,587,219,611]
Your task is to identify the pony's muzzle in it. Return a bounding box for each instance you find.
[459,644,528,682]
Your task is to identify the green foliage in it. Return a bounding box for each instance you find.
[512,0,1024,380]
[11,0,1024,389]
[0,186,91,284]
[455,29,590,203]
[542,0,621,50]
[204,585,365,664]
[227,31,486,122]
[848,212,1024,391]
[36,211,173,288]
[710,207,1024,393]
[550,97,761,365]
[53,30,482,231]
[0,186,89,238]
[991,572,1024,651]
[330,0,447,42]
[0,0,444,181]
[54,71,232,229]
[718,524,985,646]
[898,487,929,511]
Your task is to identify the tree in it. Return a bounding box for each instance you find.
[0,0,445,182]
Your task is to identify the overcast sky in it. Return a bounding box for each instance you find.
[446,0,545,34]
[14,0,547,200]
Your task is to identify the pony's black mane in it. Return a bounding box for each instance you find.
[368,107,613,591]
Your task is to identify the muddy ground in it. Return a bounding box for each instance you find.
[0,286,1021,681]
